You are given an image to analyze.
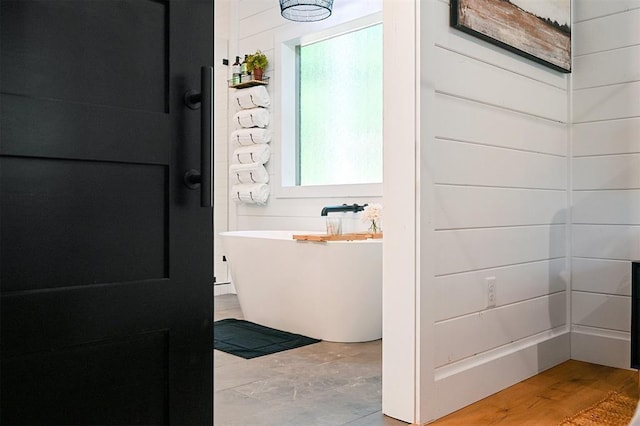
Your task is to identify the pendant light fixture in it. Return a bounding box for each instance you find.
[279,0,333,22]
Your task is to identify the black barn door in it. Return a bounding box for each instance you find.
[1,1,213,424]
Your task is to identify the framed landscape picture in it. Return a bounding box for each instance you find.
[451,0,571,73]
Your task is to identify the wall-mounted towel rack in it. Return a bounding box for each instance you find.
[229,79,271,205]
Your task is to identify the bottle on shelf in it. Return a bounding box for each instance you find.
[240,54,250,82]
[231,56,241,85]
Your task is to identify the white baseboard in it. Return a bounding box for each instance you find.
[214,282,236,296]
[427,331,571,422]
[571,325,631,369]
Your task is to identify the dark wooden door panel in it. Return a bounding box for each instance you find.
[1,157,168,291]
[2,331,169,425]
[1,0,169,112]
[1,95,170,164]
[1,281,172,357]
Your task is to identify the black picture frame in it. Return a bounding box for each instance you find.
[450,0,571,73]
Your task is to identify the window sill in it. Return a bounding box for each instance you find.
[274,183,382,199]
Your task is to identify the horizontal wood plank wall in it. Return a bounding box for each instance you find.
[215,1,231,288]
[424,0,570,421]
[571,0,640,369]
[228,0,383,235]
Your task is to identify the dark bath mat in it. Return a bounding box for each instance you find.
[213,318,321,359]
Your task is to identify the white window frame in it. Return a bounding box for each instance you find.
[274,12,383,199]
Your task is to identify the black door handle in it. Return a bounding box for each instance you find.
[184,66,213,208]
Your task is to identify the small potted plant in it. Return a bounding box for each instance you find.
[246,50,269,82]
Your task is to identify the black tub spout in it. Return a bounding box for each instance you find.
[320,203,368,216]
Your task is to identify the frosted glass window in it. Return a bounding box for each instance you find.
[298,23,382,186]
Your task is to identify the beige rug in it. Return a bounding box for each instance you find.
[559,391,638,426]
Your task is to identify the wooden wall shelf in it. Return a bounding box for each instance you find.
[228,77,269,89]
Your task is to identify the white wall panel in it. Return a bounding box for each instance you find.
[434,293,566,367]
[214,29,230,285]
[214,157,229,182]
[573,8,640,56]
[433,47,567,122]
[434,94,567,156]
[572,258,632,296]
[574,81,640,123]
[239,0,383,42]
[235,214,325,232]
[435,259,567,321]
[424,0,571,419]
[574,0,640,23]
[235,196,355,217]
[433,140,567,190]
[571,258,631,296]
[573,118,640,156]
[238,0,275,20]
[572,225,640,260]
[233,0,383,235]
[234,196,380,232]
[238,33,275,58]
[573,154,640,190]
[384,0,418,421]
[238,7,286,39]
[573,45,640,90]
[572,292,631,331]
[572,190,640,224]
[571,1,638,370]
[435,225,567,276]
[434,186,566,230]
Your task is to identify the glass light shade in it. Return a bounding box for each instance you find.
[280,0,333,22]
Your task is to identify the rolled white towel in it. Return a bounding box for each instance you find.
[234,86,270,109]
[229,163,269,184]
[231,183,270,205]
[234,107,269,128]
[230,128,272,146]
[231,144,270,165]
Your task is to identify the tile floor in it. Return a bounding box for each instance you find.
[214,294,407,426]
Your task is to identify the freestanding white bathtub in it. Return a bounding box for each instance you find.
[219,230,382,342]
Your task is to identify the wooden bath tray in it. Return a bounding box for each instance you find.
[293,232,383,242]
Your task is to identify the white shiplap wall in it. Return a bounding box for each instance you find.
[228,0,383,234]
[420,0,571,421]
[571,0,640,369]
[214,0,231,294]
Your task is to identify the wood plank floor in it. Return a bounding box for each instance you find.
[430,360,638,425]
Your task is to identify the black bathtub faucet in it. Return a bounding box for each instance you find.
[320,203,368,216]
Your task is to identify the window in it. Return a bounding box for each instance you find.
[278,14,383,197]
[298,23,382,186]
